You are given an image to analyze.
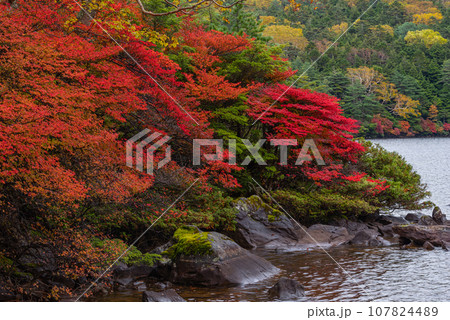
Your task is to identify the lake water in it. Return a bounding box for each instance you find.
[371,138,450,213]
[99,138,450,302]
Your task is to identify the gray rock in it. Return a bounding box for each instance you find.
[113,264,155,285]
[405,213,420,223]
[164,228,279,286]
[132,281,147,291]
[393,225,450,247]
[349,229,382,246]
[114,277,133,287]
[332,219,369,235]
[231,196,303,249]
[418,215,437,226]
[142,289,185,302]
[432,207,446,225]
[301,224,353,247]
[268,277,305,300]
[378,224,395,238]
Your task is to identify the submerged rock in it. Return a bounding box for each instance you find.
[142,289,185,302]
[113,262,155,289]
[268,277,305,300]
[160,226,279,286]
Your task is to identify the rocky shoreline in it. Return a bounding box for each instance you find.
[108,196,449,302]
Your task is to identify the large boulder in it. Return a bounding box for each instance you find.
[142,289,185,302]
[349,229,384,246]
[113,262,155,288]
[231,196,303,249]
[268,277,305,300]
[299,224,353,248]
[161,226,279,286]
[393,225,450,248]
[432,207,446,225]
[405,213,420,223]
[332,219,369,235]
[418,215,437,226]
[333,219,397,246]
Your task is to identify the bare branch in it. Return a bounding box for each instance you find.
[135,0,244,16]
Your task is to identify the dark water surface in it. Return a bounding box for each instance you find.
[99,138,450,302]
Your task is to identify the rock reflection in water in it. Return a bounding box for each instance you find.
[97,246,449,302]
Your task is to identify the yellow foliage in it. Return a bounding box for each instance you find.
[369,25,394,36]
[344,0,359,7]
[394,94,420,118]
[329,22,348,35]
[263,25,308,50]
[413,12,443,25]
[404,29,448,48]
[428,105,438,121]
[403,0,435,15]
[347,66,384,93]
[375,82,397,103]
[347,66,421,118]
[259,16,277,26]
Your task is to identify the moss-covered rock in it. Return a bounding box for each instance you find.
[122,246,161,267]
[236,195,281,216]
[163,226,213,260]
[157,228,279,286]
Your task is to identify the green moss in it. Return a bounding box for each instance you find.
[91,237,160,267]
[237,195,282,215]
[122,246,161,267]
[267,214,276,222]
[164,226,213,260]
[247,195,274,212]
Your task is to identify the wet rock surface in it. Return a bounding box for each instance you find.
[231,196,303,249]
[160,227,279,286]
[302,224,353,247]
[231,197,404,250]
[268,277,305,300]
[142,289,185,302]
[393,224,450,248]
[432,207,446,225]
[405,213,420,223]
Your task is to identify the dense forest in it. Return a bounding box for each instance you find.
[0,0,443,301]
[243,0,450,137]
